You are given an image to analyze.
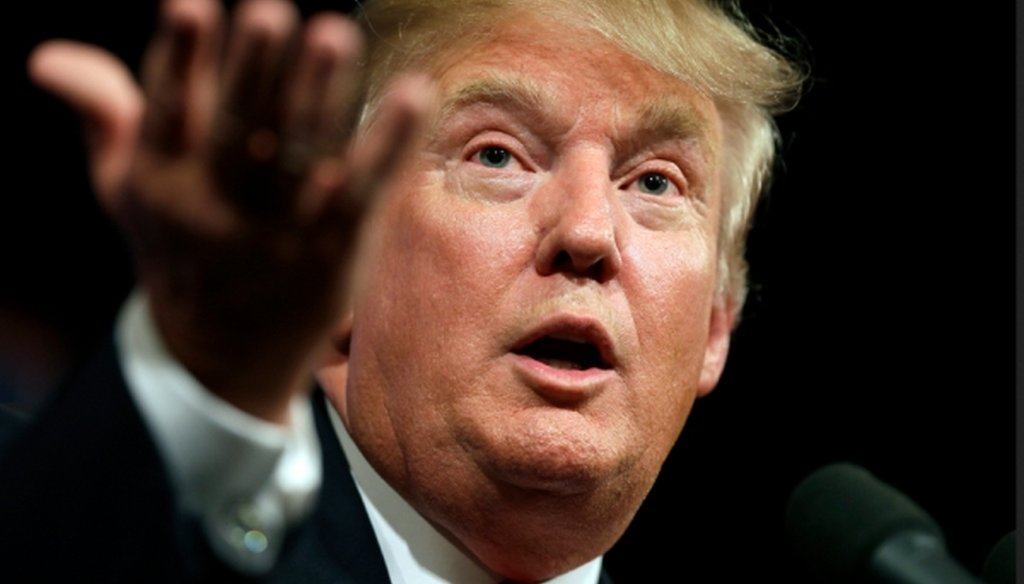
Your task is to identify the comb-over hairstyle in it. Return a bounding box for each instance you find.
[356,0,804,319]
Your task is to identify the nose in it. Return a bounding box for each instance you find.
[533,154,623,282]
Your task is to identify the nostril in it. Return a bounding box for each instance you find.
[534,208,622,281]
[551,250,573,272]
[544,249,612,282]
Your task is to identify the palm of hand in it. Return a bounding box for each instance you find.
[30,0,429,421]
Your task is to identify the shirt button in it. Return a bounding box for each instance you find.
[205,496,284,574]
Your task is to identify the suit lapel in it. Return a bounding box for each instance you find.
[269,391,391,583]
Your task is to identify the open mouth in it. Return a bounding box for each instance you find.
[512,335,611,371]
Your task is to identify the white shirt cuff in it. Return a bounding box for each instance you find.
[115,290,321,573]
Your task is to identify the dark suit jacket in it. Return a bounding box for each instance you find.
[0,337,615,583]
[1,336,390,582]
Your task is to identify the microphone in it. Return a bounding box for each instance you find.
[785,463,983,584]
[980,531,1015,584]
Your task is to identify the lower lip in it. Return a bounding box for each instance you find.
[508,353,617,403]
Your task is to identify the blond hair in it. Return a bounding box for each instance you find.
[357,0,804,318]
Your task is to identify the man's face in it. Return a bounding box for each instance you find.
[321,14,733,579]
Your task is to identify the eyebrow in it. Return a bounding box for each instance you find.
[437,76,548,123]
[614,99,717,161]
[431,75,716,160]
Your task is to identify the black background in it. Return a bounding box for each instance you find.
[3,1,1016,581]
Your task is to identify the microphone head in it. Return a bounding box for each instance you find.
[785,463,944,584]
[980,531,1015,584]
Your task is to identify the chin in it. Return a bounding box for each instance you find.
[463,407,637,495]
[411,413,660,583]
[448,472,643,584]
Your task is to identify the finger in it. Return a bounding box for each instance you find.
[282,14,364,155]
[341,74,436,216]
[210,0,300,212]
[28,41,143,203]
[218,0,299,151]
[280,14,364,221]
[140,0,223,155]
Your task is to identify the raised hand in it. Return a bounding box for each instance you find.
[28,0,429,423]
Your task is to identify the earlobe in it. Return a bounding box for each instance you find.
[697,294,735,397]
[317,311,354,422]
[330,311,355,361]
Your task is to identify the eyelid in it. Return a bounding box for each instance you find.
[463,132,535,171]
[621,160,690,197]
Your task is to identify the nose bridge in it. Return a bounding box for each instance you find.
[560,151,616,236]
[534,148,623,280]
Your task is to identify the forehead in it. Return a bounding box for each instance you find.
[428,15,721,150]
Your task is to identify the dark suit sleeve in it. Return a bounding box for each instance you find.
[0,335,391,583]
[0,335,233,582]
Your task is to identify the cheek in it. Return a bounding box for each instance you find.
[622,231,717,421]
[358,177,533,375]
[630,231,716,339]
[404,180,534,300]
[350,178,542,466]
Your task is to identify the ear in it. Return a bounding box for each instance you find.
[697,294,735,397]
[316,311,355,423]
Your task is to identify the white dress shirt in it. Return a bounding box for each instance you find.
[117,292,321,573]
[117,291,602,582]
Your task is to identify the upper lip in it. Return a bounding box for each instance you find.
[510,314,619,370]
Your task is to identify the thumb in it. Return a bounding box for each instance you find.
[28,40,143,206]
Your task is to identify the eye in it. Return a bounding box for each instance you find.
[477,146,513,168]
[636,172,671,196]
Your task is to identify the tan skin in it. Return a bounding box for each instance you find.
[34,1,732,581]
[317,18,734,580]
